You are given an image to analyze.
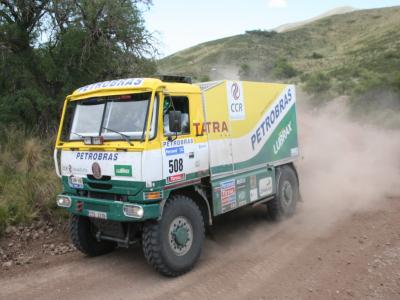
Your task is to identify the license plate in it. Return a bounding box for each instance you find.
[88,210,107,220]
[69,176,84,189]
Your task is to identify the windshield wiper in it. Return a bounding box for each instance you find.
[102,126,133,146]
[71,132,87,139]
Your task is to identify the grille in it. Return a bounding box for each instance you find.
[85,202,109,212]
[88,182,112,190]
[88,191,116,200]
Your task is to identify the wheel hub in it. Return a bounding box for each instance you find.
[168,216,193,256]
[282,181,293,207]
[173,226,189,246]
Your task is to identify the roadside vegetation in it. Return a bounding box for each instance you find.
[0,129,62,234]
[0,0,157,236]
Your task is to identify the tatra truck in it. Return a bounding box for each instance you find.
[54,76,300,276]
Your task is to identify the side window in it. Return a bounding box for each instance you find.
[163,96,190,136]
[149,96,158,139]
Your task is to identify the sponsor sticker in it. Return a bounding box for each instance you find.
[227,81,245,120]
[75,152,118,161]
[220,179,237,212]
[237,190,247,207]
[162,137,193,148]
[273,121,293,155]
[166,173,186,184]
[165,146,185,156]
[77,78,143,93]
[250,87,294,151]
[250,175,257,189]
[259,177,273,197]
[250,188,258,202]
[236,178,246,185]
[291,147,299,157]
[114,165,132,177]
[62,164,89,175]
[68,176,84,189]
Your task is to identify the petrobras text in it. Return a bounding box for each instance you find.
[76,78,143,93]
[75,152,119,161]
[250,88,293,151]
[162,138,194,148]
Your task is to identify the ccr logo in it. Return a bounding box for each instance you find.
[227,81,245,120]
[231,82,240,100]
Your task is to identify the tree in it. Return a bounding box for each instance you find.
[0,0,157,129]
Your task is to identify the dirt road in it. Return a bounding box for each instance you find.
[1,101,400,299]
[0,196,399,300]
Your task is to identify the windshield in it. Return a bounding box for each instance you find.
[66,92,157,141]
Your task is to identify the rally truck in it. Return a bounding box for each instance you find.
[54,76,300,276]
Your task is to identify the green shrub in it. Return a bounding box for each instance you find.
[309,52,324,59]
[199,75,211,82]
[303,72,331,94]
[273,58,298,79]
[238,64,251,80]
[245,30,277,38]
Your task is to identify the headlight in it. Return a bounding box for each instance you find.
[123,204,144,218]
[57,195,72,208]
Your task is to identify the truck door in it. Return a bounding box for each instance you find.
[161,94,208,185]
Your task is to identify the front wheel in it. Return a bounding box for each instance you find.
[142,194,205,277]
[267,164,299,221]
[69,215,116,256]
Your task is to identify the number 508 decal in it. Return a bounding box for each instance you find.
[168,158,183,174]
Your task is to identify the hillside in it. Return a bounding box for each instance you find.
[274,6,356,32]
[158,6,400,86]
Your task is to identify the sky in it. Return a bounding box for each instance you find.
[143,0,400,57]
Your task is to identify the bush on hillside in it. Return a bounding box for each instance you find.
[308,52,324,59]
[303,72,331,94]
[273,58,298,79]
[238,64,251,80]
[245,30,278,38]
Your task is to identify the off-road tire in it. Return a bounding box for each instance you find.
[142,194,205,277]
[267,164,299,221]
[69,215,116,256]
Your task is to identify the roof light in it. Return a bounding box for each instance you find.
[84,136,92,144]
[83,136,104,145]
[92,136,104,145]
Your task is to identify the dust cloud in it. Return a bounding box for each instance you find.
[294,94,400,232]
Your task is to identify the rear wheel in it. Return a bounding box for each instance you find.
[69,215,116,256]
[142,194,205,277]
[267,165,299,221]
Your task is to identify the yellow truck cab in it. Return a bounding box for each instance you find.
[54,76,300,276]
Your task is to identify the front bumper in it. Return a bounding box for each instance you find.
[57,194,161,222]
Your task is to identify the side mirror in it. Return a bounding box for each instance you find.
[169,111,182,133]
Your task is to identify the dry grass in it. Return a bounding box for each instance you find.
[0,129,62,235]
